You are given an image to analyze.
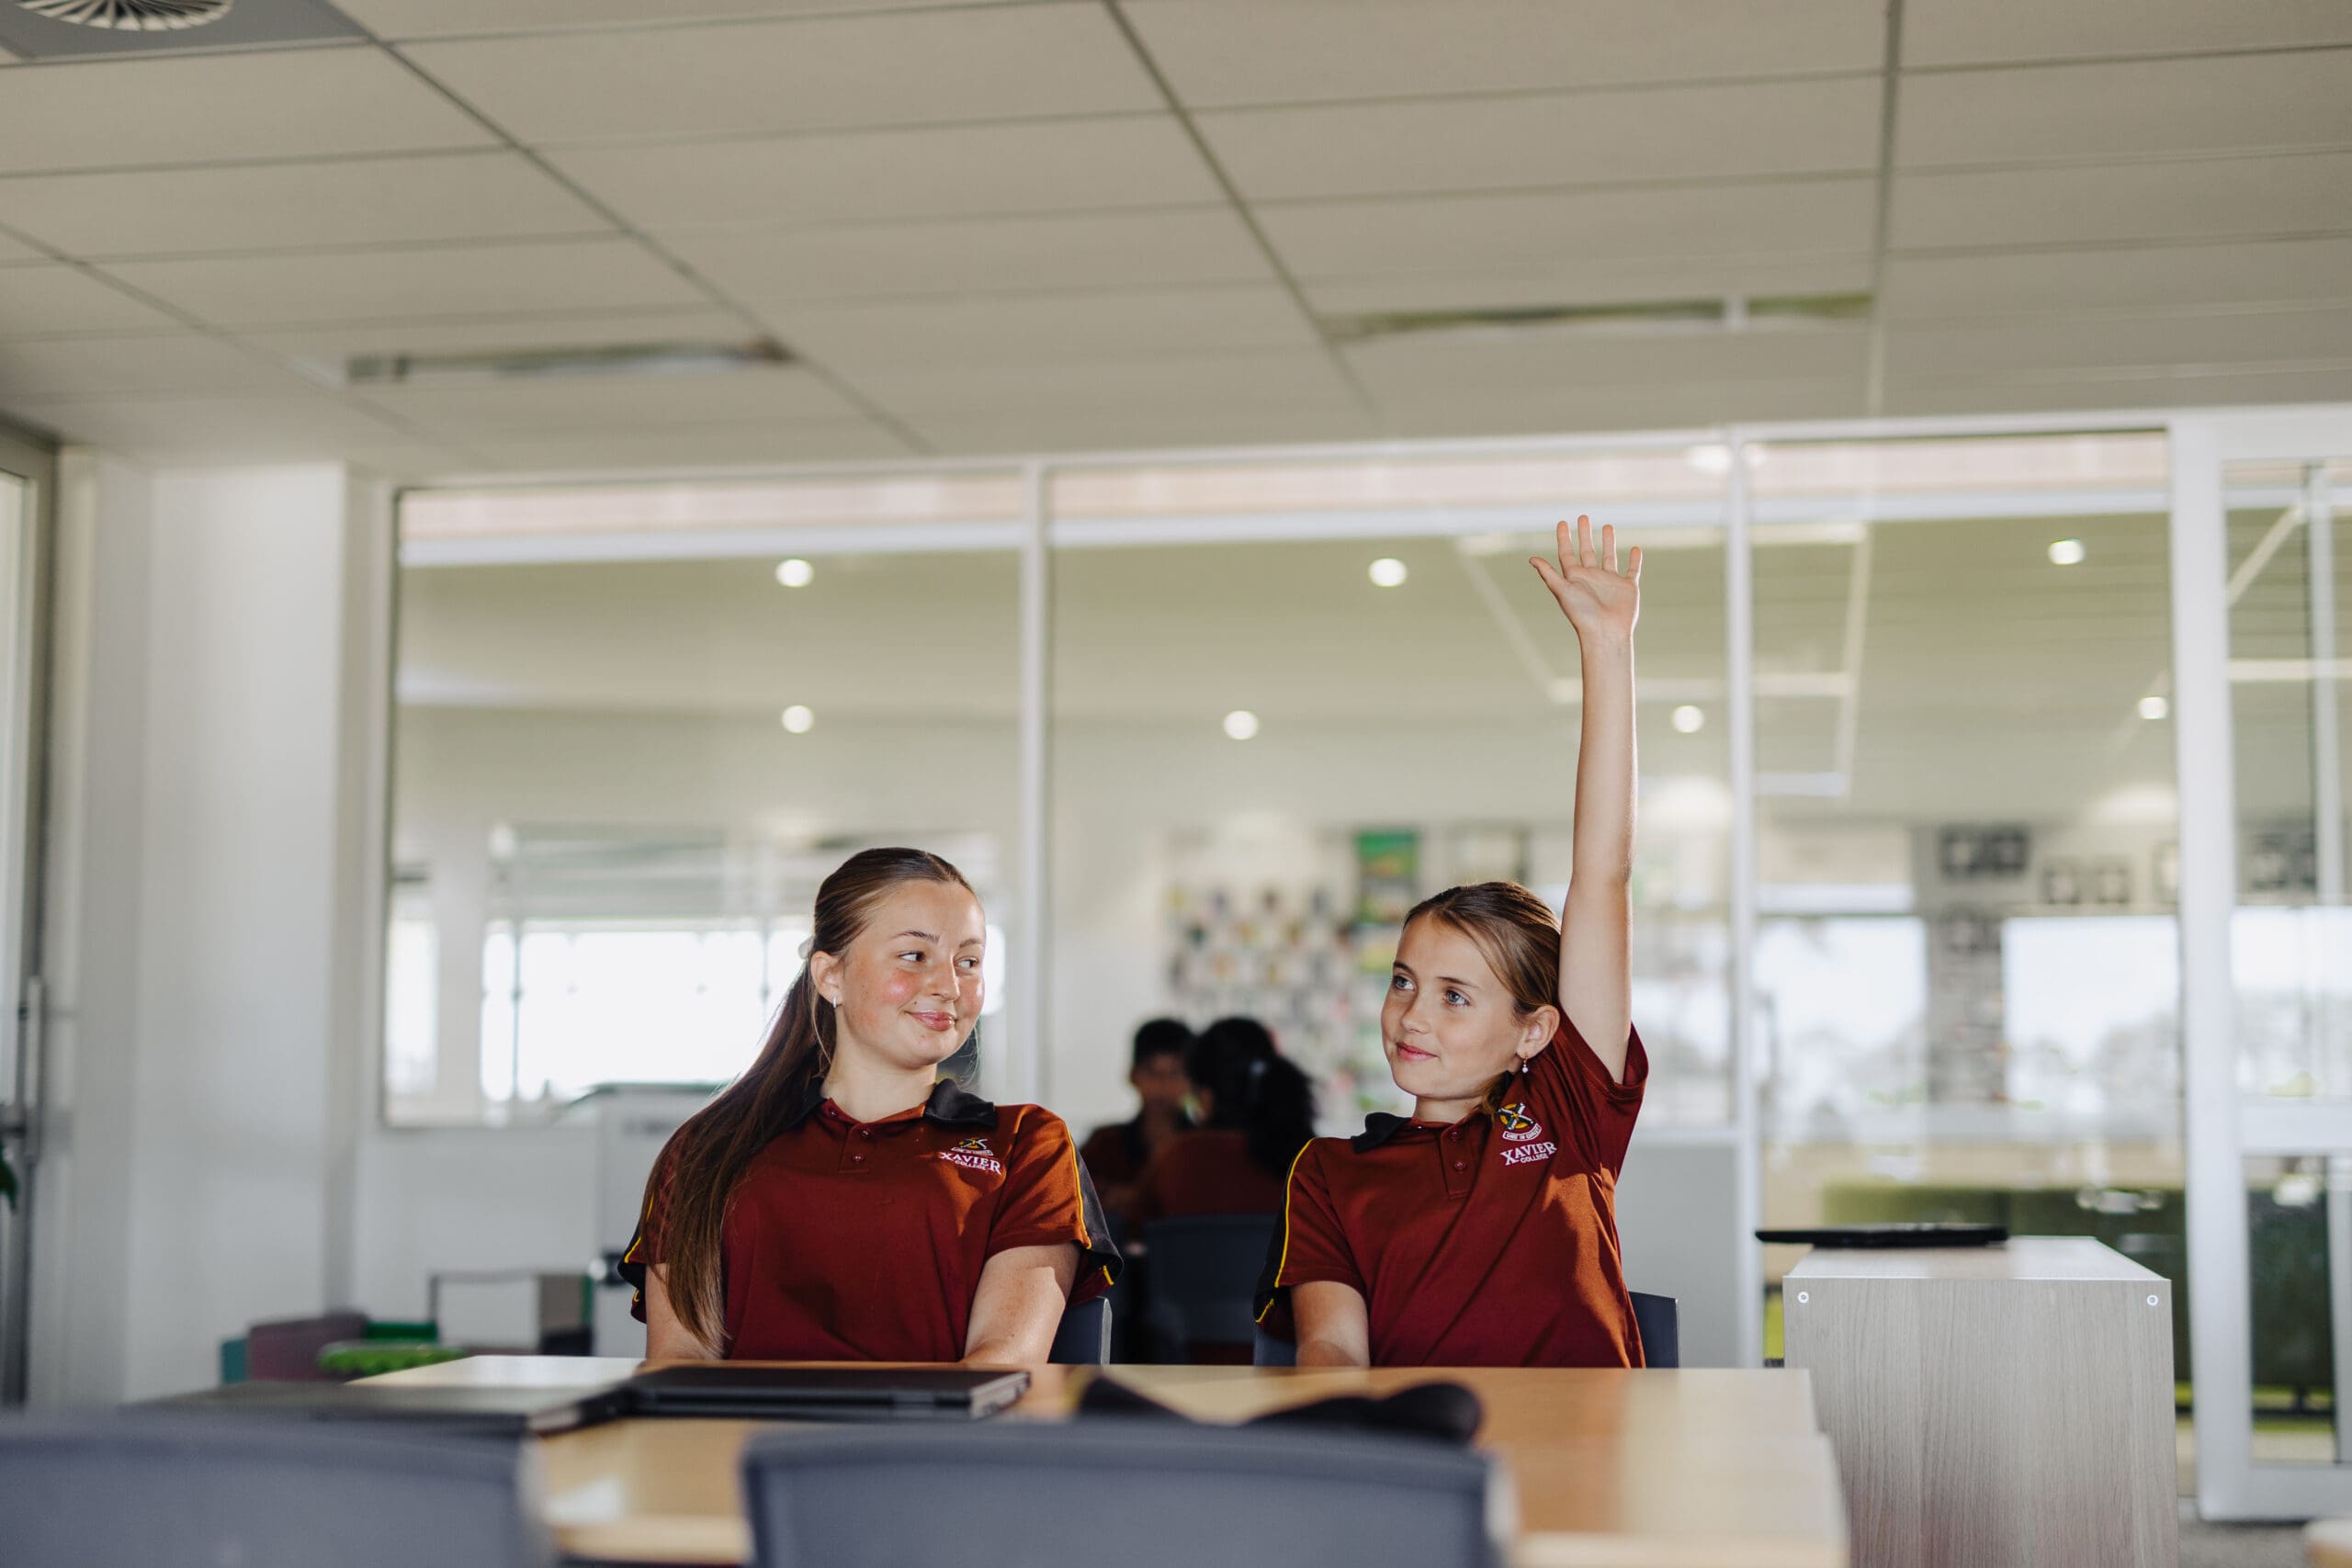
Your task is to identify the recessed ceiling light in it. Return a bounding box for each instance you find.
[2139,695,2169,721]
[781,705,815,734]
[2048,538,2087,567]
[1369,557,1408,588]
[1671,705,1705,734]
[1223,710,1260,740]
[775,558,814,588]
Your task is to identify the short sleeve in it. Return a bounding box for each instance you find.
[989,1108,1125,1301]
[616,1139,681,1325]
[1251,1142,1360,1336]
[1527,1018,1648,1178]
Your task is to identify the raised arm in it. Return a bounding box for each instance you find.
[1529,515,1640,1081]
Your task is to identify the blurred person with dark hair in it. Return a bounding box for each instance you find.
[1129,1016,1317,1224]
[1079,1017,1197,1224]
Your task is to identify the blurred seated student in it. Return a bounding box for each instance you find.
[621,847,1118,1364]
[1077,1018,1195,1224]
[1255,518,1646,1368]
[1129,1016,1317,1224]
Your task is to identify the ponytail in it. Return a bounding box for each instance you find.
[639,846,973,1348]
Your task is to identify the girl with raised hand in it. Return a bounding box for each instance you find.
[1255,515,1647,1368]
[621,847,1119,1364]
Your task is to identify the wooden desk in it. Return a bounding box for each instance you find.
[370,1356,1847,1568]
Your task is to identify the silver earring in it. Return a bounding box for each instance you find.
[1519,1056,1530,1077]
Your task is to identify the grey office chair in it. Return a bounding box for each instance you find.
[1630,1291,1679,1369]
[741,1418,1502,1568]
[0,1414,554,1568]
[1142,1213,1280,1361]
[1254,1292,1678,1367]
[1050,1293,1112,1364]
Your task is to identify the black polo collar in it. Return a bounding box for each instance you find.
[1351,1112,1413,1152]
[778,1075,1000,1132]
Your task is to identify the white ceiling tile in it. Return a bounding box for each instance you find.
[1904,0,2352,68]
[916,403,1377,455]
[242,309,751,362]
[854,349,1359,417]
[0,47,495,175]
[667,209,1272,306]
[1200,77,1883,201]
[1345,329,1868,402]
[339,0,988,39]
[765,286,1318,370]
[0,390,427,462]
[0,333,306,399]
[1124,0,1884,107]
[1306,254,1875,315]
[1898,51,2352,168]
[1261,178,1879,281]
[0,152,613,259]
[1891,151,2352,251]
[403,5,1159,142]
[454,420,912,473]
[548,116,1217,230]
[1886,306,2352,378]
[101,238,707,327]
[1887,365,2352,416]
[0,265,182,337]
[355,366,861,434]
[1883,237,2352,319]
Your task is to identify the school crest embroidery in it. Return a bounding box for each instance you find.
[1495,1101,1556,1166]
[938,1136,1005,1176]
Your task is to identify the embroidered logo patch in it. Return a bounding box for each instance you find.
[1498,1102,1544,1142]
[1498,1139,1557,1167]
[938,1136,1005,1176]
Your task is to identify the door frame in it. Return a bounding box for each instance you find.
[2173,406,2352,1518]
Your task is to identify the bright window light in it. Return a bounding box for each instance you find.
[1671,705,1705,734]
[780,705,815,734]
[1368,557,1408,588]
[1223,709,1261,740]
[2047,538,2086,566]
[775,558,815,588]
[2139,695,2169,720]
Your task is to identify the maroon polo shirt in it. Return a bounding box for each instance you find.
[1129,1129,1291,1225]
[1255,1020,1647,1368]
[620,1078,1119,1361]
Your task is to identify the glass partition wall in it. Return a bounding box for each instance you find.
[387,413,2352,1484]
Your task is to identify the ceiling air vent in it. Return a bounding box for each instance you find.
[1327,293,1871,345]
[17,0,232,28]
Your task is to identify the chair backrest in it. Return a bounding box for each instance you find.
[1050,1293,1112,1364]
[1630,1291,1679,1369]
[741,1418,1500,1568]
[0,1414,553,1568]
[1142,1213,1280,1360]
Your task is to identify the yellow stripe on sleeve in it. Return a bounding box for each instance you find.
[1254,1142,1316,1324]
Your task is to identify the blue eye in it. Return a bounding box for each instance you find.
[1390,974,1411,992]
[1445,990,1468,1006]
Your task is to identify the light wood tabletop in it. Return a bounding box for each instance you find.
[368,1357,1847,1568]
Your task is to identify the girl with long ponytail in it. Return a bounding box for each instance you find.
[619,847,1118,1363]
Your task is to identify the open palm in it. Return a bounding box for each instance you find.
[1530,514,1641,642]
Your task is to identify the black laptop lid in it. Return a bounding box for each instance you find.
[624,1365,1029,1419]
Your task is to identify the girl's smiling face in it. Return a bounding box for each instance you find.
[812,880,987,1074]
[1382,914,1557,1110]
